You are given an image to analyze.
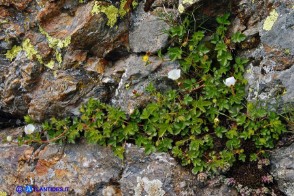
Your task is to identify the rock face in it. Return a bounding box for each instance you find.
[271,143,294,196]
[0,127,237,195]
[240,0,294,106]
[0,0,293,195]
[0,0,173,122]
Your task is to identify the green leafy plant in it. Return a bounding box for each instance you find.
[18,13,288,175]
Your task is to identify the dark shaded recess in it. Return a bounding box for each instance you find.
[226,141,286,195]
[153,77,179,93]
[85,181,107,195]
[0,110,24,129]
[144,0,156,12]
[104,45,130,61]
[185,0,241,31]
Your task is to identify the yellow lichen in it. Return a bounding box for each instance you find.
[119,0,128,18]
[39,26,71,49]
[263,9,279,31]
[92,2,119,27]
[39,26,71,66]
[183,0,194,5]
[55,51,62,65]
[5,45,22,61]
[22,39,42,63]
[132,0,138,8]
[6,39,42,63]
[45,60,55,69]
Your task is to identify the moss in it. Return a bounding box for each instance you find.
[263,9,279,31]
[92,1,119,27]
[5,45,22,61]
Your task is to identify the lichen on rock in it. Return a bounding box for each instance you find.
[134,177,165,196]
[91,1,119,27]
[5,45,22,61]
[263,9,279,31]
[39,26,71,49]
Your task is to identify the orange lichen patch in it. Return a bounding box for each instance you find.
[55,169,68,179]
[35,160,50,176]
[35,158,61,176]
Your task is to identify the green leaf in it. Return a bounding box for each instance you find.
[156,138,173,152]
[145,143,156,155]
[216,13,231,25]
[192,98,212,112]
[124,122,138,136]
[168,47,182,61]
[114,146,125,159]
[250,153,258,161]
[192,31,205,43]
[183,95,193,105]
[217,51,232,66]
[239,153,246,162]
[231,32,246,43]
[135,136,148,147]
[215,42,227,55]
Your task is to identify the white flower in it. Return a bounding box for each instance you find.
[24,124,35,135]
[7,135,12,142]
[178,4,185,13]
[168,69,181,80]
[224,76,236,87]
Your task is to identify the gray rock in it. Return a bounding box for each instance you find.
[241,1,294,106]
[278,65,294,103]
[111,54,180,113]
[0,127,237,196]
[271,143,294,196]
[260,8,294,54]
[129,2,170,53]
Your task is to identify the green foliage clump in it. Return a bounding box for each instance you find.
[20,14,288,175]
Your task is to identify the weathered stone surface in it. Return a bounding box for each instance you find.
[111,54,180,113]
[239,1,294,106]
[271,143,294,196]
[121,144,238,196]
[1,52,44,117]
[0,0,32,10]
[0,132,237,196]
[27,69,111,122]
[129,2,170,53]
[38,1,129,58]
[260,5,294,54]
